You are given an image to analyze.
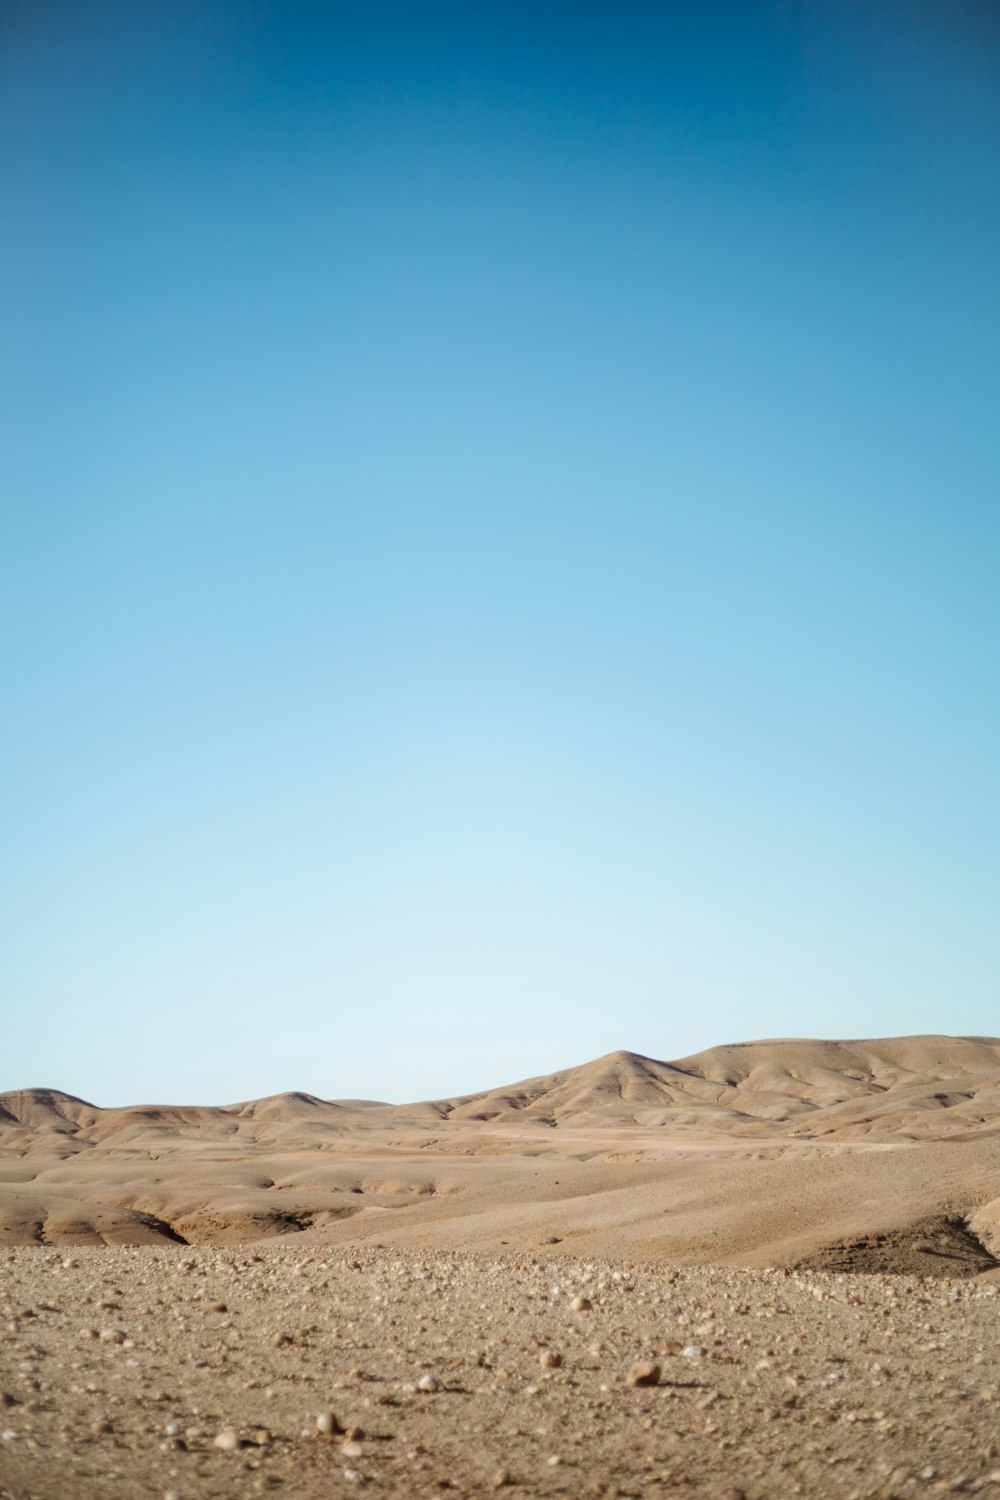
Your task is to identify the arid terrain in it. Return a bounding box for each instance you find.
[2,1035,1000,1498]
[4,1036,1000,1266]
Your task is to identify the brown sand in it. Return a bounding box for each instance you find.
[3,1036,1000,1266]
[3,1244,1000,1499]
[2,1035,1000,1497]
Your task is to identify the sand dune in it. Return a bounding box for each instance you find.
[437,1036,1000,1135]
[7,1038,1000,1494]
[5,1035,1000,1498]
[2,1036,1000,1271]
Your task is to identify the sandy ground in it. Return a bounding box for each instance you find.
[3,1038,1000,1266]
[3,1037,1000,1497]
[2,1244,1000,1500]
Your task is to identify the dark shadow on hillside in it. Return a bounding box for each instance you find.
[792,1214,999,1277]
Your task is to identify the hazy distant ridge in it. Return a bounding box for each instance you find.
[5,1034,1000,1145]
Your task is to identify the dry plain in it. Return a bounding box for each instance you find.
[2,1036,1000,1499]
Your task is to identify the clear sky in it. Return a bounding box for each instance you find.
[2,1,998,1106]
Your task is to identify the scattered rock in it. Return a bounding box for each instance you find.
[1,1235,996,1499]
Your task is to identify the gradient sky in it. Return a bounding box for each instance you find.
[2,1,999,1106]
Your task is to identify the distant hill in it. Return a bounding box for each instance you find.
[4,1034,1000,1146]
[3,1036,1000,1256]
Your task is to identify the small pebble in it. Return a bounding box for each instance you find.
[417,1374,441,1393]
[316,1411,341,1435]
[540,1349,562,1369]
[626,1361,661,1389]
[571,1295,592,1312]
[213,1428,241,1452]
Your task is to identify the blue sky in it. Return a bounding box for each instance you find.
[2,1,998,1105]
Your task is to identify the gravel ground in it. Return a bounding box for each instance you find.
[1,1245,999,1500]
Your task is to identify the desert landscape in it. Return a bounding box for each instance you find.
[3,1035,1000,1266]
[2,1035,1000,1499]
[8,0,998,1493]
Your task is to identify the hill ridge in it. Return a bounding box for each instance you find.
[5,1033,1000,1132]
[3,1034,1000,1256]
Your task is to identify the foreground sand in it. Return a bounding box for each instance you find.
[2,1244,1000,1500]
